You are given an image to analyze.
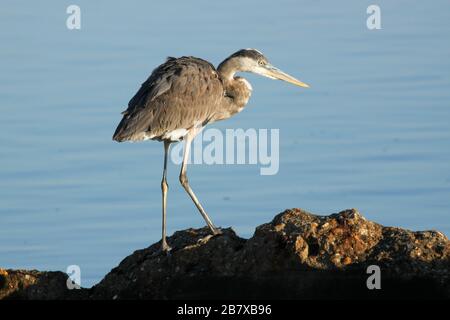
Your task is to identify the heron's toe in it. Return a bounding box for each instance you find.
[197,228,223,245]
[212,227,223,236]
[197,234,214,245]
[153,242,172,256]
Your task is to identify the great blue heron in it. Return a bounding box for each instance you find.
[113,49,309,252]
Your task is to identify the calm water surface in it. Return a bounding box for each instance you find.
[1,1,450,286]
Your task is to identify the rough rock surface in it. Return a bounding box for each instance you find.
[1,208,449,299]
[0,269,82,300]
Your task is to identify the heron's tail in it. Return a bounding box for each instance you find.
[113,116,132,142]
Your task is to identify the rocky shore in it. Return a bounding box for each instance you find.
[1,208,449,299]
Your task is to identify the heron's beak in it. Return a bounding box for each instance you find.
[262,64,310,88]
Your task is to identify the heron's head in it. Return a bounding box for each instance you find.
[218,48,309,88]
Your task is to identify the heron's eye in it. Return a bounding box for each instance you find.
[258,60,264,66]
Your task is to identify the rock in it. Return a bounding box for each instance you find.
[1,208,449,299]
[0,269,87,300]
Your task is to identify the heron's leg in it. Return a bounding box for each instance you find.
[180,133,221,235]
[161,140,172,252]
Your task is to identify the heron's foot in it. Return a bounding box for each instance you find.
[207,225,223,236]
[197,234,214,245]
[197,227,223,245]
[157,240,172,256]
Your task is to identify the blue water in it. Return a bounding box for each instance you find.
[1,1,450,287]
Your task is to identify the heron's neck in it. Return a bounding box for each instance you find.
[228,77,252,106]
[212,58,252,122]
[217,58,240,81]
[210,77,251,124]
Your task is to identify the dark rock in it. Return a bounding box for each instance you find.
[1,208,449,299]
[0,269,88,300]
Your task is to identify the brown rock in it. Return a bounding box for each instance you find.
[1,208,449,299]
[0,269,87,300]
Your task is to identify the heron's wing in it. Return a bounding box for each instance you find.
[113,57,224,141]
[126,57,178,111]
